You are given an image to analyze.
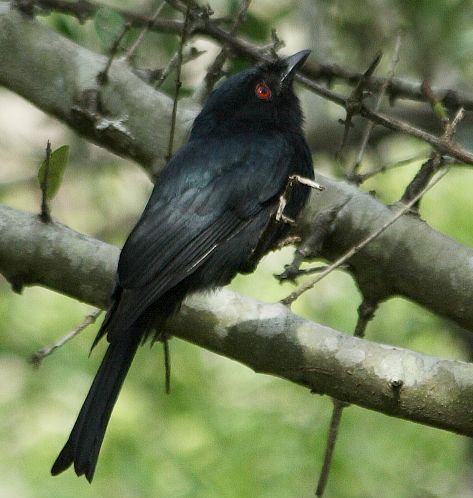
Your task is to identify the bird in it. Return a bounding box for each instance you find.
[51,50,315,482]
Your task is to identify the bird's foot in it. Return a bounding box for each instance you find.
[288,175,324,191]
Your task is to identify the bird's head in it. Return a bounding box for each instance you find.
[191,50,311,138]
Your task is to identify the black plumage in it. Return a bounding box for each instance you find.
[51,50,314,481]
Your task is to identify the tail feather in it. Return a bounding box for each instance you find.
[51,330,141,482]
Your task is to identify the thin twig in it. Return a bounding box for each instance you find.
[281,167,449,305]
[348,34,401,181]
[163,335,171,394]
[30,309,102,367]
[450,107,466,132]
[39,140,52,223]
[97,23,131,85]
[35,0,473,112]
[165,6,190,162]
[154,45,205,89]
[278,264,349,280]
[124,1,166,63]
[421,79,449,126]
[353,153,427,183]
[315,300,378,497]
[158,3,191,391]
[195,0,252,103]
[337,52,382,160]
[398,97,464,210]
[444,106,465,142]
[315,399,347,497]
[355,102,473,165]
[31,0,473,165]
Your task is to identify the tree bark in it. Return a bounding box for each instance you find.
[1,204,473,438]
[1,8,473,330]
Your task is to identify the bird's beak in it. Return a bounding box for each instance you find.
[279,50,311,86]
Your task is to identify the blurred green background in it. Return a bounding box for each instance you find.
[1,0,473,497]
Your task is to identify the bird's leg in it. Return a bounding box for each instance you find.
[276,193,295,224]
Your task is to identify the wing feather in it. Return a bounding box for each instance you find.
[118,136,291,286]
[110,135,292,331]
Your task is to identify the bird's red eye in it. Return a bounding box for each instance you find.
[255,82,271,100]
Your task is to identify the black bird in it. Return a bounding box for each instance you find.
[51,50,315,481]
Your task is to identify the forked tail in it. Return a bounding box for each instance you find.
[51,330,141,482]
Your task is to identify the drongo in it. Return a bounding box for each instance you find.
[51,50,315,481]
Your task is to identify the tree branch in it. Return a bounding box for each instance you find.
[32,0,473,113]
[0,6,196,172]
[2,8,473,332]
[297,175,473,331]
[1,204,473,438]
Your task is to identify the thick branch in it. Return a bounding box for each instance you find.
[0,206,117,306]
[2,7,473,332]
[0,6,196,171]
[298,176,473,331]
[1,204,473,438]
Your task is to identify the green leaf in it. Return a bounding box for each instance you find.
[433,101,448,121]
[94,7,125,50]
[38,145,70,200]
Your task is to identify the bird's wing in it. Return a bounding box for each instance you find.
[115,135,291,305]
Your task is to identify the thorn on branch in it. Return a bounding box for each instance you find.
[419,80,466,165]
[444,106,465,142]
